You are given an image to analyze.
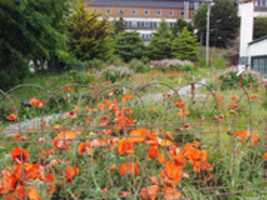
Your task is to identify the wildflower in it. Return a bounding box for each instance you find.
[118,139,135,156]
[263,152,267,161]
[77,143,91,155]
[6,113,17,122]
[65,166,79,183]
[160,162,183,185]
[250,134,259,146]
[27,187,41,200]
[147,145,159,159]
[163,187,181,200]
[29,98,44,108]
[140,185,159,200]
[118,161,139,177]
[11,147,30,164]
[0,170,17,194]
[233,130,249,144]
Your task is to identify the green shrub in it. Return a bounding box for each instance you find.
[86,59,106,69]
[102,66,134,83]
[128,59,150,73]
[69,71,96,85]
[219,71,258,90]
[114,32,145,62]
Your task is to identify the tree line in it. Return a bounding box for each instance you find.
[1,0,267,90]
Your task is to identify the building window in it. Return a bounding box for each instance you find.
[156,10,161,16]
[169,11,174,16]
[181,11,184,16]
[119,9,124,15]
[106,9,110,14]
[144,9,149,16]
[132,9,137,15]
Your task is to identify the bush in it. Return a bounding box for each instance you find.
[128,59,150,73]
[86,59,106,70]
[102,66,134,83]
[69,70,96,85]
[114,32,145,62]
[219,71,259,90]
[147,21,173,60]
[172,28,199,62]
[150,59,194,71]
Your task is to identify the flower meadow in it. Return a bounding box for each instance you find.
[0,80,267,200]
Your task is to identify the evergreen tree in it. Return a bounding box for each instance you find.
[114,32,145,62]
[114,17,126,33]
[172,18,193,36]
[193,0,239,48]
[172,28,199,62]
[147,21,173,60]
[0,0,72,89]
[69,3,114,62]
[254,17,267,40]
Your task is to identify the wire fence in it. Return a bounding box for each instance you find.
[0,80,266,199]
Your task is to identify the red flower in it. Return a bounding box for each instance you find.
[11,147,30,164]
[118,162,139,177]
[6,113,17,122]
[65,166,79,183]
[29,98,44,108]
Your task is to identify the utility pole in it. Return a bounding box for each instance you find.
[205,0,213,66]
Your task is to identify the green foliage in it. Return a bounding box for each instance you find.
[69,3,114,62]
[219,72,258,90]
[114,32,145,62]
[0,0,72,89]
[128,59,150,73]
[102,66,134,83]
[193,0,239,48]
[113,17,126,33]
[172,28,199,62]
[147,21,173,60]
[172,18,193,36]
[254,17,267,40]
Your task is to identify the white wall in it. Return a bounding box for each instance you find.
[248,39,267,57]
[238,1,254,58]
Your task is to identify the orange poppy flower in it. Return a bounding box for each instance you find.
[27,187,41,200]
[163,187,181,200]
[160,162,183,185]
[11,147,30,164]
[29,98,44,108]
[118,139,135,156]
[65,166,79,183]
[78,142,92,155]
[250,134,259,146]
[147,145,159,159]
[14,163,41,180]
[233,130,249,143]
[56,131,77,140]
[14,185,26,200]
[140,185,159,200]
[43,173,55,194]
[263,152,267,161]
[0,170,17,194]
[6,113,17,122]
[118,161,139,177]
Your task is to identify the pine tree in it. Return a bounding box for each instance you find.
[69,2,114,62]
[114,17,126,33]
[172,28,199,62]
[172,18,193,37]
[147,21,173,60]
[114,32,145,62]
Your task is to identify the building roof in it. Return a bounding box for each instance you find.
[86,0,201,9]
[249,35,267,45]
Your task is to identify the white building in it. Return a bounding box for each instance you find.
[239,0,267,75]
